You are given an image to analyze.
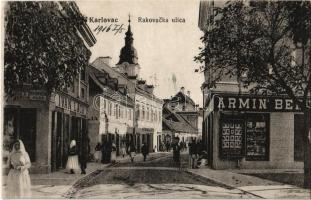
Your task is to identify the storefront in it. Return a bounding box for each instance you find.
[3,90,89,174]
[206,92,305,169]
[49,93,88,172]
[4,90,52,174]
[136,128,154,152]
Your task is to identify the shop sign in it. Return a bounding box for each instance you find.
[137,128,154,134]
[14,90,47,101]
[55,94,87,115]
[214,94,311,112]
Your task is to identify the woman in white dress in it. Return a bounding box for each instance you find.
[6,139,31,198]
[111,141,117,163]
[66,140,80,174]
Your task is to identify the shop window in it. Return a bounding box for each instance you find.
[245,114,269,161]
[80,66,86,81]
[220,118,244,159]
[81,88,85,99]
[294,114,304,161]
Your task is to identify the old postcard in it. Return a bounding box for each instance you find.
[1,0,311,199]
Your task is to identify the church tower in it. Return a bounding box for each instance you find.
[116,15,141,79]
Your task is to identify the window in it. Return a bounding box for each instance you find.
[129,110,132,120]
[159,111,161,122]
[220,119,244,159]
[71,81,75,93]
[104,99,107,112]
[80,66,86,81]
[147,107,150,121]
[108,102,112,116]
[136,105,140,120]
[81,88,85,99]
[245,114,269,161]
[142,106,145,120]
[115,104,118,118]
[120,106,122,118]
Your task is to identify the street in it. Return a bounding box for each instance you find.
[63,154,256,199]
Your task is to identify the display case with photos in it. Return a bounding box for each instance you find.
[220,119,244,159]
[245,114,269,161]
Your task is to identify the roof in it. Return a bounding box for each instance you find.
[162,106,197,134]
[170,92,196,106]
[88,65,134,107]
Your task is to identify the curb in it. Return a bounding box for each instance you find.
[185,170,265,199]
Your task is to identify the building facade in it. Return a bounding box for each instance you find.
[3,2,96,173]
[198,0,304,170]
[91,17,163,153]
[161,87,202,145]
[87,65,134,157]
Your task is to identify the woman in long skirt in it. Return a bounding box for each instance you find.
[111,141,117,163]
[66,140,80,174]
[6,139,31,198]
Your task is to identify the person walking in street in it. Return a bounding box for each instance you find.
[188,139,197,169]
[101,140,108,164]
[79,137,90,174]
[172,137,181,170]
[66,140,80,174]
[111,140,117,163]
[141,142,149,162]
[6,140,31,198]
[106,140,112,163]
[166,141,170,152]
[121,141,126,158]
[94,142,102,163]
[128,141,136,162]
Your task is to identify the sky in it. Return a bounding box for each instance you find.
[77,0,204,106]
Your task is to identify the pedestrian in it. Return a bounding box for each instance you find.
[111,140,117,163]
[6,140,31,198]
[188,139,197,169]
[166,141,170,152]
[79,137,90,174]
[101,140,108,164]
[128,141,136,162]
[94,142,102,163]
[66,140,80,174]
[141,143,149,162]
[172,137,181,170]
[106,140,113,163]
[121,141,126,158]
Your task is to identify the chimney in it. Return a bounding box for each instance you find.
[187,91,190,97]
[180,87,185,94]
[101,56,112,66]
[145,85,154,94]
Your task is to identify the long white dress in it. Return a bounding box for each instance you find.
[6,140,31,198]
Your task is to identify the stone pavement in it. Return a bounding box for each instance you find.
[188,168,311,199]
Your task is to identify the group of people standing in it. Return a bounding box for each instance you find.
[170,138,207,169]
[93,140,149,164]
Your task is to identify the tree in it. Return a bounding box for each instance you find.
[4,1,91,96]
[195,0,311,188]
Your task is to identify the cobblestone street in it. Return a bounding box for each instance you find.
[63,154,256,199]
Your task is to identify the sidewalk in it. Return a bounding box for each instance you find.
[188,168,311,199]
[1,152,169,198]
